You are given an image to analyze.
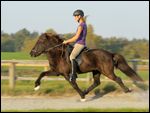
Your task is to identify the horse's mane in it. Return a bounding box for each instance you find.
[44,32,74,52]
[45,33,64,43]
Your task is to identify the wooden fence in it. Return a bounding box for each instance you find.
[1,59,149,89]
[1,60,49,89]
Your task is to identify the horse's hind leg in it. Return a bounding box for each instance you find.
[83,70,101,95]
[64,75,85,99]
[106,73,131,93]
[34,70,59,90]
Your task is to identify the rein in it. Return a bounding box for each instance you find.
[45,43,65,58]
[45,43,63,52]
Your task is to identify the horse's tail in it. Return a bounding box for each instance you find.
[113,53,143,82]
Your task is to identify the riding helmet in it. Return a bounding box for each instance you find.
[73,9,84,17]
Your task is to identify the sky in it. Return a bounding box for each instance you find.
[1,1,149,40]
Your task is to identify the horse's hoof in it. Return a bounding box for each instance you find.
[124,88,132,93]
[80,98,86,102]
[34,85,40,91]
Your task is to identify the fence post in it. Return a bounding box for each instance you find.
[131,59,138,72]
[9,63,16,89]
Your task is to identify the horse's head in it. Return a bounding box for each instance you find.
[30,33,63,57]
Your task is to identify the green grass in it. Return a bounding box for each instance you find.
[1,79,114,96]
[1,79,148,96]
[1,80,81,96]
[1,108,149,112]
[1,52,46,60]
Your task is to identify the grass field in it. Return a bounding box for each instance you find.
[2,108,148,112]
[1,52,46,60]
[1,78,148,96]
[1,79,75,96]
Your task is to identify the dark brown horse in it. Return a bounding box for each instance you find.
[30,33,143,100]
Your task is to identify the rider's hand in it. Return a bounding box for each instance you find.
[63,40,68,44]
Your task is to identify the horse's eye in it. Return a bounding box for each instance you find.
[38,39,44,43]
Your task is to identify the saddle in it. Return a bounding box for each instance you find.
[66,44,90,66]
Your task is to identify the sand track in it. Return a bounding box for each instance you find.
[1,90,149,110]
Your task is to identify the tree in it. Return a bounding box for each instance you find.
[63,33,74,40]
[21,37,38,52]
[102,37,129,53]
[121,40,149,59]
[30,31,39,38]
[1,36,15,52]
[86,24,97,48]
[13,28,31,51]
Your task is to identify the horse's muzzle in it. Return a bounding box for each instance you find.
[30,50,38,57]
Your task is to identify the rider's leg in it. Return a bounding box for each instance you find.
[69,59,77,81]
[69,43,85,81]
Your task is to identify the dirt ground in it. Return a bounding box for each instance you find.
[1,89,149,110]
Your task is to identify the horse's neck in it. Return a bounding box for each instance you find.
[46,47,68,68]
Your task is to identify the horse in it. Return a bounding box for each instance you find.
[30,33,143,101]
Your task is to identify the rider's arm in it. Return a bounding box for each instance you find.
[63,26,83,44]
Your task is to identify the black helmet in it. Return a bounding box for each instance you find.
[73,9,84,17]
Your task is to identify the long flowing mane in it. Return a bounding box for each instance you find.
[45,33,64,44]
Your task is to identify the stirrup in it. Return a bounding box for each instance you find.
[69,73,77,81]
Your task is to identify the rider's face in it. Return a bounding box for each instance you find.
[74,15,80,22]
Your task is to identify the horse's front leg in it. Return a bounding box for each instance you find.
[64,75,85,100]
[34,70,59,90]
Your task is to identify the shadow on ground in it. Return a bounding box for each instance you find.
[88,84,117,101]
[133,81,149,91]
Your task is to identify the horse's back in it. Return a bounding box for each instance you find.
[82,48,113,58]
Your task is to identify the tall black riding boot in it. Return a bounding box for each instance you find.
[69,59,77,81]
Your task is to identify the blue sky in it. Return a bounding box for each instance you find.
[1,1,149,40]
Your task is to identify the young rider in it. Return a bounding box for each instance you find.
[63,9,87,81]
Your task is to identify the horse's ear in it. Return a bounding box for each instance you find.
[44,33,53,39]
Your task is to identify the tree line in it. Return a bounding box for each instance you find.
[1,24,149,59]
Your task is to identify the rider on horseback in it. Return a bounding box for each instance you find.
[63,9,87,81]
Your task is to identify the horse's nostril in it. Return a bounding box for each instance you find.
[30,50,35,57]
